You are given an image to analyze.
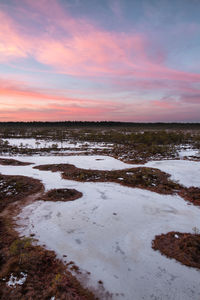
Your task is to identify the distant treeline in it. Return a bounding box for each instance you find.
[0,121,200,129]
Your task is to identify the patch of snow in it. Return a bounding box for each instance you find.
[7,272,27,288]
[178,148,199,158]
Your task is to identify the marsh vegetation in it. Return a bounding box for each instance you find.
[0,122,200,299]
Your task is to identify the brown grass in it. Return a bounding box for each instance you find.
[0,158,32,166]
[0,174,97,300]
[34,163,200,206]
[178,187,200,206]
[152,231,200,269]
[0,174,43,211]
[40,188,82,202]
[0,215,97,299]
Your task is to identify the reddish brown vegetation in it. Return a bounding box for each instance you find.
[35,163,77,173]
[0,174,97,299]
[152,231,200,269]
[0,158,32,166]
[0,215,97,299]
[34,163,200,206]
[178,187,200,206]
[34,164,180,194]
[0,175,43,211]
[40,188,82,202]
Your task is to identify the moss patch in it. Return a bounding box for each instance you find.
[152,231,200,269]
[0,216,97,299]
[34,163,200,206]
[0,173,97,300]
[178,187,200,206]
[0,158,32,166]
[0,174,43,211]
[40,188,82,202]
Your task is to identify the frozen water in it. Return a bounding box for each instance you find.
[145,160,200,188]
[1,154,200,299]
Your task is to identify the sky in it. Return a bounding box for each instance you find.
[0,0,200,122]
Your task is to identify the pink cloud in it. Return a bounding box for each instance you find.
[152,100,176,109]
[0,0,200,122]
[0,78,106,105]
[0,102,126,122]
[0,11,30,62]
[180,94,200,104]
[0,78,128,121]
[1,0,200,84]
[0,77,200,122]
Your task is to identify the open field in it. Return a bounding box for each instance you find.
[0,123,200,299]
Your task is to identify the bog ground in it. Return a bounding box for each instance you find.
[0,124,200,299]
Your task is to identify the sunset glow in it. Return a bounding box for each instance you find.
[0,0,200,122]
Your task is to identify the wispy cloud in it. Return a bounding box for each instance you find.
[1,0,200,82]
[0,0,200,121]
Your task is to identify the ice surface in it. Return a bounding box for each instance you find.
[0,155,133,171]
[145,160,200,188]
[1,155,200,299]
[17,183,200,300]
[1,155,200,188]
